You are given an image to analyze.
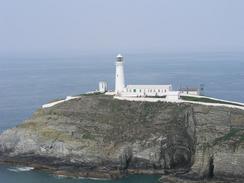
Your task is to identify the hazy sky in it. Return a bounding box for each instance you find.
[0,0,244,56]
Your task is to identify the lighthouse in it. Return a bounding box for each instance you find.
[115,54,125,94]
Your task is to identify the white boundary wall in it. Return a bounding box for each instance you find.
[42,96,80,108]
[180,94,244,106]
[114,96,244,111]
[42,93,244,111]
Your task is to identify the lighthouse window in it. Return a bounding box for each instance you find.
[133,89,136,93]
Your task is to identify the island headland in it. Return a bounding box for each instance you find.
[1,54,244,183]
[0,94,244,182]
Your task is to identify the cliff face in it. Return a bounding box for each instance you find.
[0,94,244,180]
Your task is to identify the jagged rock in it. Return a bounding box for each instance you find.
[0,94,244,181]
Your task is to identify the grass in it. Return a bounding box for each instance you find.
[78,92,103,96]
[181,96,244,107]
[145,95,166,98]
[40,128,73,141]
[19,121,38,129]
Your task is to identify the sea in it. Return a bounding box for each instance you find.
[0,52,243,183]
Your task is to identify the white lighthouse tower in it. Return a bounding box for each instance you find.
[115,54,125,95]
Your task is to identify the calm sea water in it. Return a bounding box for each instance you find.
[0,52,243,182]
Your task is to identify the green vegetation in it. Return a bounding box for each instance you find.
[145,95,166,98]
[181,96,244,107]
[217,128,241,141]
[40,128,73,141]
[110,100,123,112]
[20,122,73,141]
[82,132,95,140]
[214,128,244,145]
[19,121,38,129]
[78,92,103,96]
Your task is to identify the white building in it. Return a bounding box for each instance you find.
[179,85,204,96]
[180,89,199,96]
[113,54,179,100]
[99,81,108,93]
[122,85,172,97]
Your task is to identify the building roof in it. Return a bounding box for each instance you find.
[126,85,172,89]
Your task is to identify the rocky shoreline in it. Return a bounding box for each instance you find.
[160,175,244,183]
[0,94,244,182]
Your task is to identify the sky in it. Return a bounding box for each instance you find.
[0,0,244,57]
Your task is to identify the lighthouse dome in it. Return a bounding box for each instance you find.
[117,54,123,58]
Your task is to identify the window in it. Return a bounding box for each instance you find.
[133,89,136,93]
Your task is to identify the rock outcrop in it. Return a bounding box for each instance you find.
[0,94,244,181]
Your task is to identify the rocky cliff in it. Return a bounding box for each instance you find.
[0,94,244,181]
